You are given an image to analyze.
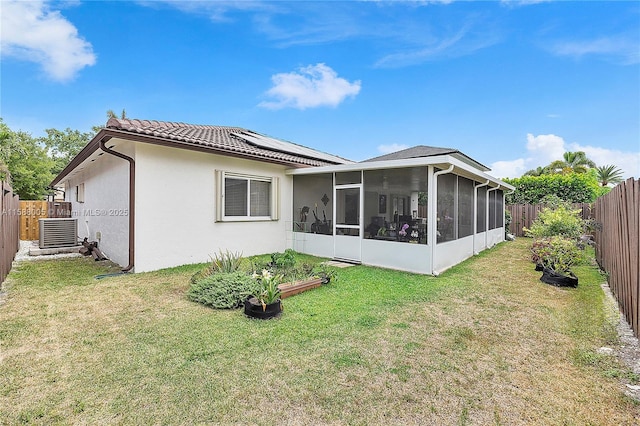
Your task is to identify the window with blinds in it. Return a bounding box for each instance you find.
[216,171,279,221]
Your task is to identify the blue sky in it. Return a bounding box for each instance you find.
[1,0,639,179]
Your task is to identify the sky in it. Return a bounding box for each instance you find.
[1,0,639,179]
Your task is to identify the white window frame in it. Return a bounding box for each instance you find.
[215,171,279,222]
[76,183,85,203]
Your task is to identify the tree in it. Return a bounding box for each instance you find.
[0,120,54,199]
[93,108,127,134]
[541,151,596,175]
[40,128,94,176]
[106,108,127,119]
[561,151,596,174]
[595,165,624,187]
[524,166,547,177]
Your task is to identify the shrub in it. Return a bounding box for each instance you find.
[524,204,584,239]
[188,271,259,309]
[504,173,601,204]
[210,250,243,273]
[189,250,243,285]
[530,236,581,273]
[269,249,297,269]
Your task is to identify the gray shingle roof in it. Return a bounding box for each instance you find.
[363,145,459,162]
[362,145,490,171]
[106,118,352,167]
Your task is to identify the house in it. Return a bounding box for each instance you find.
[51,118,513,274]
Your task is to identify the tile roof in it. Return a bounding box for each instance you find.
[106,118,351,167]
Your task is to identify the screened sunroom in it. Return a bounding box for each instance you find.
[286,146,514,275]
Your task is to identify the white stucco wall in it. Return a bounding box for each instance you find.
[64,145,131,267]
[134,143,293,272]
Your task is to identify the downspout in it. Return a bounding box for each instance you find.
[486,185,500,249]
[473,179,490,254]
[99,138,135,272]
[430,164,454,276]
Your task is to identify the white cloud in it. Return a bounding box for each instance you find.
[549,35,640,65]
[490,133,640,179]
[525,133,566,165]
[259,64,361,110]
[375,22,500,68]
[489,159,527,179]
[378,143,409,154]
[0,0,96,82]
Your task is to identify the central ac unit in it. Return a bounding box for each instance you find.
[39,218,78,249]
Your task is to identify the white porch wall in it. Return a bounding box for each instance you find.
[64,146,131,267]
[134,143,293,272]
[433,235,475,274]
[362,239,431,274]
[289,231,334,258]
[474,232,487,254]
[486,228,505,248]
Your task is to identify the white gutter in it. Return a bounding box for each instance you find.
[430,164,455,276]
[473,179,490,254]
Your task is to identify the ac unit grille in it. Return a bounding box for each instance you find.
[39,218,78,249]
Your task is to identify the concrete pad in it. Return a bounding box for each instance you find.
[322,260,358,268]
[29,245,83,256]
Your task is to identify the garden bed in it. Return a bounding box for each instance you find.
[278,277,323,299]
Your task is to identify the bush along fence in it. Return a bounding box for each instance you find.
[506,203,593,237]
[1,178,20,287]
[594,178,640,338]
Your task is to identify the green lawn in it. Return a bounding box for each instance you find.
[1,239,638,425]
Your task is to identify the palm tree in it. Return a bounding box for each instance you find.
[562,151,596,174]
[545,160,570,175]
[524,166,547,176]
[595,165,624,187]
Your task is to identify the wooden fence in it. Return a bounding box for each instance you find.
[506,203,594,237]
[19,200,71,240]
[593,178,639,338]
[1,179,20,287]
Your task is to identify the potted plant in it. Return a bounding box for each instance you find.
[244,269,283,319]
[530,236,580,287]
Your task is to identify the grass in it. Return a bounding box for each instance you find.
[1,240,638,425]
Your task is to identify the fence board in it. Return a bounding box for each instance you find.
[18,201,71,240]
[19,200,47,240]
[1,180,20,287]
[594,178,640,338]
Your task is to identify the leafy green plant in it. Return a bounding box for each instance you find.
[269,249,297,269]
[524,204,584,239]
[530,236,581,273]
[188,271,259,309]
[210,250,243,273]
[252,269,283,308]
[312,263,338,284]
[189,249,244,284]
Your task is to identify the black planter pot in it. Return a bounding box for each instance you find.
[244,297,282,320]
[540,267,578,288]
